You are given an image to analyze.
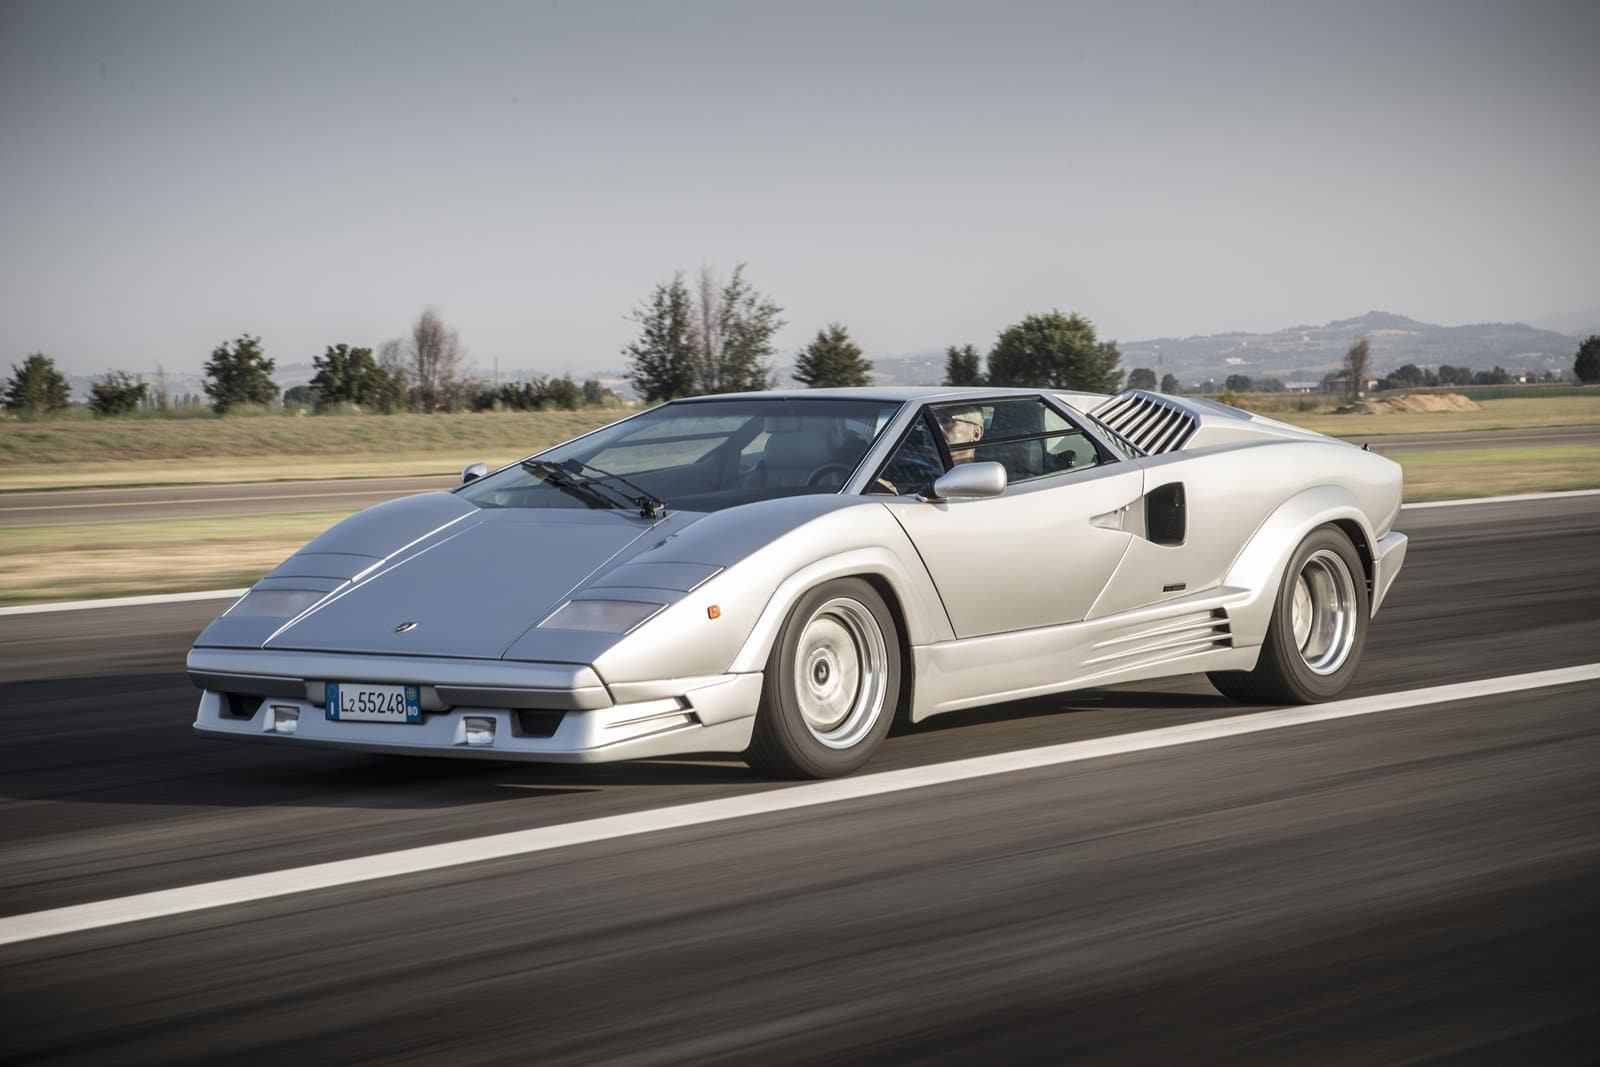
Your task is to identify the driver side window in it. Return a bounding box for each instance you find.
[869,417,946,496]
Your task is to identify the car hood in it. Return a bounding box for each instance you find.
[220,494,679,658]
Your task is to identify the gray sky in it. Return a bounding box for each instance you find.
[3,0,1596,379]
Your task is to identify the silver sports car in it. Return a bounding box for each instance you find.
[190,387,1407,778]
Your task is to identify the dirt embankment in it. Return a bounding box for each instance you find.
[1335,393,1482,415]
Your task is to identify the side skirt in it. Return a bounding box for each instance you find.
[909,588,1263,722]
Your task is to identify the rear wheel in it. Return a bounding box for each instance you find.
[745,578,900,779]
[1208,524,1369,704]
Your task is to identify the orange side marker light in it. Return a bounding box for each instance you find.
[707,605,721,620]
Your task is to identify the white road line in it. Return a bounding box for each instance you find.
[0,589,247,617]
[1402,488,1600,510]
[2,661,1594,949]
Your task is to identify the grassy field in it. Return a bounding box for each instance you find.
[1398,444,1600,502]
[2,446,1595,605]
[1284,395,1600,437]
[0,409,622,490]
[0,509,353,604]
[4,393,1599,491]
[2,395,1596,604]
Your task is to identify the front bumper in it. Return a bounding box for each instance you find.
[188,648,762,762]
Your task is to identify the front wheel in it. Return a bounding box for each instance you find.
[745,578,900,778]
[1209,524,1369,704]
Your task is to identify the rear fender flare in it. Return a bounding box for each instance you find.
[1222,485,1378,648]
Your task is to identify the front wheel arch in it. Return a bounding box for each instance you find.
[744,577,902,778]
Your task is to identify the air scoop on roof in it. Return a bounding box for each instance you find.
[1092,391,1199,454]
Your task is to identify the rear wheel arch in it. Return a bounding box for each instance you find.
[1329,516,1375,604]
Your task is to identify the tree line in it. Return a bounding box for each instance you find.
[7,288,1597,418]
[624,267,1125,402]
[1,309,623,418]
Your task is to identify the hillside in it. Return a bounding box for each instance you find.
[866,312,1582,388]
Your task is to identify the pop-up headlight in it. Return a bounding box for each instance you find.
[538,599,664,634]
[226,588,325,620]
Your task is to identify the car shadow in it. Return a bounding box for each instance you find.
[0,672,764,811]
[895,684,1237,735]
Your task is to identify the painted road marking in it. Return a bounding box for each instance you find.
[1402,488,1600,510]
[1,661,1594,948]
[0,589,248,616]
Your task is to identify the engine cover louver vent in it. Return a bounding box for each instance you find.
[1092,391,1199,454]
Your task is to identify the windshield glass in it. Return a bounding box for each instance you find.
[459,397,902,513]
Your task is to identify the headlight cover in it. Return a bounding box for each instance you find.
[226,588,326,619]
[538,598,664,634]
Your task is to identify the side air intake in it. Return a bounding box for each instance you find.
[1092,390,1199,454]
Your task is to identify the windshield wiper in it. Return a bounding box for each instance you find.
[520,459,625,512]
[555,458,668,519]
[520,459,667,519]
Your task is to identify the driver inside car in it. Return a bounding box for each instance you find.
[870,405,986,496]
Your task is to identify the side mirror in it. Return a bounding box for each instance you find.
[928,461,1006,501]
[461,462,488,485]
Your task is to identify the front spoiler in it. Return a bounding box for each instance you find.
[190,650,763,762]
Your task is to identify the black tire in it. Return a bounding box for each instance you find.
[745,578,901,779]
[1208,524,1370,705]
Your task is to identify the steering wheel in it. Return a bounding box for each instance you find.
[806,463,854,489]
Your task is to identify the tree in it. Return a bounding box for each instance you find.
[624,272,697,403]
[310,344,403,411]
[1127,367,1157,391]
[943,344,984,386]
[1575,335,1600,384]
[1256,378,1286,393]
[1437,364,1475,386]
[542,375,584,410]
[794,323,873,388]
[88,370,148,416]
[1225,373,1254,392]
[985,310,1122,392]
[203,335,277,413]
[581,378,608,406]
[1473,366,1511,385]
[1342,337,1372,398]
[691,264,783,393]
[1159,372,1181,394]
[401,309,468,412]
[283,384,318,410]
[3,353,72,415]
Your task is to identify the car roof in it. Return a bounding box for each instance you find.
[671,386,1057,404]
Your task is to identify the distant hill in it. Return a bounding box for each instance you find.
[865,312,1582,388]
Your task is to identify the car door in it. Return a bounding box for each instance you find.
[876,398,1144,638]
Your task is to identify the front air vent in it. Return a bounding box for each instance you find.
[1092,391,1199,454]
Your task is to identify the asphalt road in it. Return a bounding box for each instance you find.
[3,424,1596,526]
[0,495,1596,1063]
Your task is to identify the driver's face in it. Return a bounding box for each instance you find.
[937,411,983,445]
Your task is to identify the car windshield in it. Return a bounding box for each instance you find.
[458,397,902,513]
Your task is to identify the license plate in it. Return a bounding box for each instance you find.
[325,682,422,723]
